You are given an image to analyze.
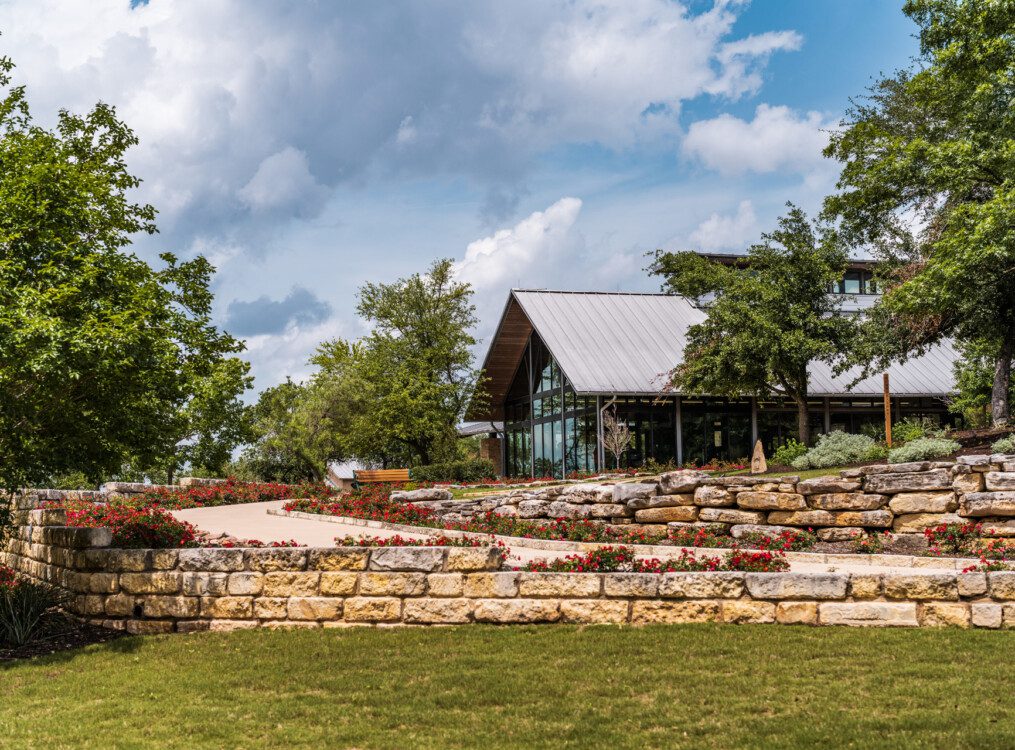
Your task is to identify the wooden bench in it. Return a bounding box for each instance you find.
[353,469,411,485]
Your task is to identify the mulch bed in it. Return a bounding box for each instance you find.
[1,617,126,662]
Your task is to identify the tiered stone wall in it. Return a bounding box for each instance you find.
[398,455,1015,540]
[3,498,1015,630]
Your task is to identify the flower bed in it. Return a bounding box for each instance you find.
[667,524,816,552]
[65,505,307,550]
[284,488,666,545]
[67,505,199,548]
[132,478,334,510]
[518,545,789,573]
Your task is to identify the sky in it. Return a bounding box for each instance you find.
[0,0,920,394]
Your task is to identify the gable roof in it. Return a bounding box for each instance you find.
[470,289,957,419]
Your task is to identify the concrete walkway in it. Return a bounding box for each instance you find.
[171,501,553,565]
[172,501,970,574]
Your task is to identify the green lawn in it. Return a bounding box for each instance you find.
[2,625,1012,749]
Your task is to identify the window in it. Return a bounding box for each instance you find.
[831,269,879,295]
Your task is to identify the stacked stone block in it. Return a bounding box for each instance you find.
[397,456,1015,538]
[3,504,1015,631]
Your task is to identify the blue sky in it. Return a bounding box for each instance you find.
[0,0,919,392]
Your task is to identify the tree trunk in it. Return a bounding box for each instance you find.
[991,331,1014,426]
[794,395,811,445]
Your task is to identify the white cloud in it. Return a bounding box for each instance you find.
[682,104,835,175]
[688,200,758,251]
[238,147,328,217]
[242,317,347,390]
[0,1,802,258]
[455,197,583,290]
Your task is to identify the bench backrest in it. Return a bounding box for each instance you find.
[353,469,411,484]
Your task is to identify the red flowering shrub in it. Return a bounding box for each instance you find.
[961,557,1013,573]
[0,565,16,590]
[135,478,333,510]
[724,548,789,572]
[66,505,198,548]
[286,490,667,545]
[924,522,983,555]
[518,545,788,573]
[337,533,503,549]
[668,525,815,552]
[850,530,892,554]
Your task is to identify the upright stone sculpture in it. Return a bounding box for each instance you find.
[751,440,767,474]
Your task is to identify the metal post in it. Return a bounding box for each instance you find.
[560,378,566,480]
[526,336,535,477]
[750,397,758,446]
[595,395,604,470]
[675,396,683,466]
[883,373,892,448]
[824,397,831,434]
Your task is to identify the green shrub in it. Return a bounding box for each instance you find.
[0,567,68,646]
[791,431,885,470]
[991,434,1015,454]
[888,437,960,463]
[893,416,945,444]
[771,439,808,466]
[411,458,496,484]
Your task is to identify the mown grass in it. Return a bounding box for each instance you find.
[2,624,1012,749]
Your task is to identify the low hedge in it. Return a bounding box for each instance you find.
[410,459,496,483]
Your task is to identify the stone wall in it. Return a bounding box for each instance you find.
[3,497,1014,630]
[396,455,1015,540]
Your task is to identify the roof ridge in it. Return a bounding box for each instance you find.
[512,288,671,297]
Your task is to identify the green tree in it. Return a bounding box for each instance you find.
[0,54,249,490]
[823,0,1015,424]
[949,337,1015,428]
[352,258,484,465]
[240,380,321,483]
[649,206,855,444]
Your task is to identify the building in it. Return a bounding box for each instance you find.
[466,274,959,478]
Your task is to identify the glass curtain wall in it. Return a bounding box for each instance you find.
[503,333,598,478]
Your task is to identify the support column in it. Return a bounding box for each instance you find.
[750,397,758,446]
[560,380,566,480]
[596,396,604,470]
[824,397,831,435]
[675,396,683,466]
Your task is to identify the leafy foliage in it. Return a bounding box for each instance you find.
[650,206,855,443]
[0,55,250,491]
[65,505,198,548]
[991,435,1015,454]
[824,0,1015,424]
[410,459,495,484]
[240,260,484,480]
[791,431,886,470]
[771,439,808,466]
[0,568,68,646]
[887,436,959,463]
[892,416,945,444]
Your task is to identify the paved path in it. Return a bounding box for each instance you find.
[172,501,963,573]
[171,501,553,565]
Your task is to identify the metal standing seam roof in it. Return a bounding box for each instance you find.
[507,289,958,398]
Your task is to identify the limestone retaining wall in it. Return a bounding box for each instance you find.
[3,502,1014,631]
[396,455,1015,540]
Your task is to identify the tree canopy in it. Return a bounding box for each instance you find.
[240,259,484,478]
[0,55,250,489]
[650,206,854,444]
[823,0,1015,424]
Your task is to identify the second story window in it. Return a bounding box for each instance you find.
[831,269,878,295]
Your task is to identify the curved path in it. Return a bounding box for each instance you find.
[172,501,973,573]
